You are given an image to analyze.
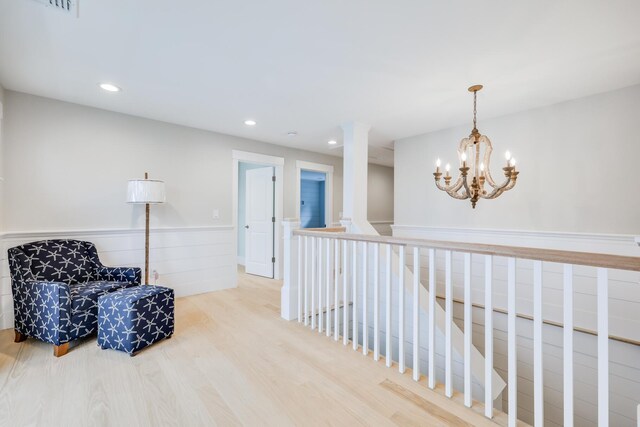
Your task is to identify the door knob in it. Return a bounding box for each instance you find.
[245,225,249,229]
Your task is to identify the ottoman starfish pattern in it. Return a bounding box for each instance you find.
[97,286,174,355]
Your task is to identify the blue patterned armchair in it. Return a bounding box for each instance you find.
[8,239,141,356]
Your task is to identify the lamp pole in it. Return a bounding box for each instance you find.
[127,173,164,285]
[144,171,150,285]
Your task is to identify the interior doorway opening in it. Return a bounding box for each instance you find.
[238,161,275,278]
[300,170,326,228]
[295,161,334,230]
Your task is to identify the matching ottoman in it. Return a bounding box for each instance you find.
[97,285,174,356]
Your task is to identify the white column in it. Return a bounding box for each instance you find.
[341,122,371,227]
[281,219,300,320]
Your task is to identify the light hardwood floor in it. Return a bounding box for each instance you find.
[0,270,513,426]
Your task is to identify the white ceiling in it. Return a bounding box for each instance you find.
[1,0,640,167]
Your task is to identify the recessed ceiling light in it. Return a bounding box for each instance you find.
[287,131,298,137]
[99,83,121,92]
[328,140,337,145]
[244,120,257,126]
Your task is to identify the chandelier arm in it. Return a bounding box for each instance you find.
[450,176,466,193]
[461,175,473,198]
[482,188,505,200]
[479,176,512,199]
[435,174,465,193]
[484,168,500,189]
[445,187,469,200]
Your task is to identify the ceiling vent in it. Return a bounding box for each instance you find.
[32,0,78,16]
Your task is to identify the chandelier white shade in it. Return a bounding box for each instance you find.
[126,179,166,204]
[434,85,519,208]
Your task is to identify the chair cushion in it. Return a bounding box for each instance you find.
[16,240,100,285]
[70,281,136,315]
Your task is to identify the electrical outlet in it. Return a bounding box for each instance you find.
[213,209,220,220]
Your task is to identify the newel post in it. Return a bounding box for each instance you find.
[340,218,353,233]
[281,218,300,320]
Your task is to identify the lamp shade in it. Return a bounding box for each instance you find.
[127,179,166,204]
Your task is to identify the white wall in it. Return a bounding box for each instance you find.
[393,85,640,426]
[0,83,5,232]
[2,91,348,231]
[368,163,394,235]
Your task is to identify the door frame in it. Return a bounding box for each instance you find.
[232,150,284,280]
[295,160,334,228]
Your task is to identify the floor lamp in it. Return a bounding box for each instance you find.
[127,172,166,285]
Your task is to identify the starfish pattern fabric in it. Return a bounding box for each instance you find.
[97,285,174,355]
[8,239,141,346]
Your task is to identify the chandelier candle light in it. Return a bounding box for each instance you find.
[433,85,519,208]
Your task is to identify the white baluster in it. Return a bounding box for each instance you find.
[326,238,331,337]
[428,248,436,389]
[508,257,517,426]
[464,253,472,408]
[399,245,405,374]
[374,242,380,361]
[311,236,316,330]
[386,244,392,368]
[533,260,543,427]
[362,242,368,356]
[298,235,303,323]
[598,268,609,427]
[485,255,493,418]
[445,250,453,397]
[352,240,358,351]
[334,239,339,341]
[413,246,420,381]
[304,236,309,326]
[563,264,573,427]
[318,238,323,334]
[343,240,349,345]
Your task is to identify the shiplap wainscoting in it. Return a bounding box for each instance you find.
[0,226,236,330]
[391,225,640,427]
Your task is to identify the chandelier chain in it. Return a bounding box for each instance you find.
[473,90,477,130]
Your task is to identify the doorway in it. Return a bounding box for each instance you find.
[238,163,275,277]
[300,170,326,228]
[295,160,334,229]
[233,150,284,281]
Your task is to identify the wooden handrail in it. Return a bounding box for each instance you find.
[293,229,640,272]
[302,227,347,233]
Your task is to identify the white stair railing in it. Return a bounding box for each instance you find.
[281,223,640,426]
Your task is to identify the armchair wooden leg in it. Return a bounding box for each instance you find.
[14,330,27,343]
[53,343,69,357]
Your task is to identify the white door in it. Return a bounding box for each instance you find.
[245,167,275,278]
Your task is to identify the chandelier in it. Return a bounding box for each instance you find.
[433,85,519,208]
